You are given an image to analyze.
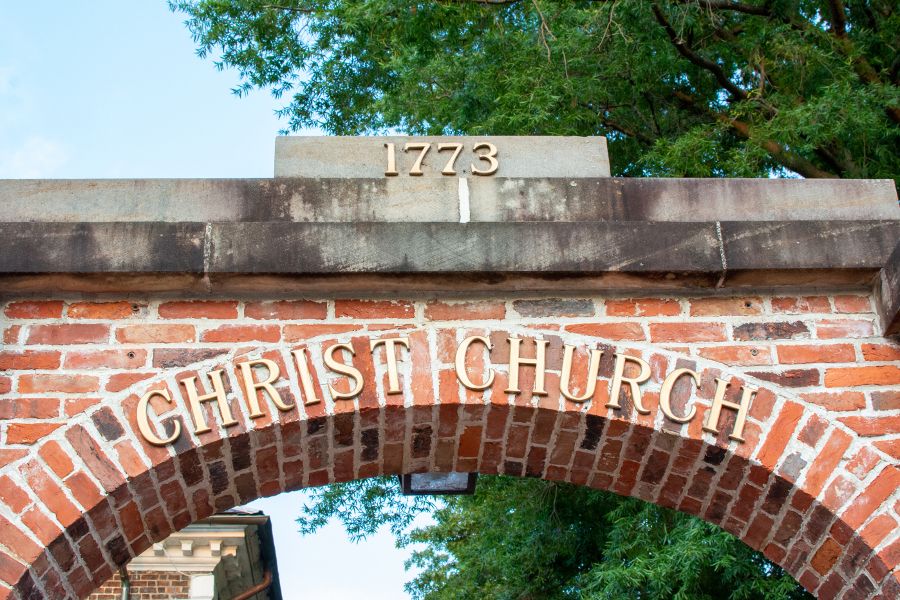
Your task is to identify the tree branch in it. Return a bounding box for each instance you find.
[673,0,770,16]
[651,4,748,102]
[672,91,837,178]
[826,0,848,37]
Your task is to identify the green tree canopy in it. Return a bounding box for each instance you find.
[297,476,813,599]
[170,0,898,179]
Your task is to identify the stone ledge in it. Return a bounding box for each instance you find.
[1,178,896,223]
[0,220,895,278]
[876,241,900,336]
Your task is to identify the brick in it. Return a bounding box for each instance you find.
[690,297,762,316]
[842,467,900,529]
[649,322,726,342]
[777,344,855,364]
[861,343,900,361]
[756,401,803,469]
[832,295,871,313]
[200,325,280,343]
[424,300,505,320]
[158,301,238,319]
[811,538,841,575]
[798,414,828,447]
[4,301,63,319]
[837,416,900,437]
[875,439,900,461]
[0,377,9,394]
[0,475,30,512]
[67,301,137,319]
[816,319,874,339]
[0,351,61,370]
[825,366,900,387]
[6,423,63,445]
[245,300,326,320]
[106,372,154,393]
[38,441,74,478]
[335,299,414,319]
[565,322,645,340]
[860,514,896,548]
[733,321,808,341]
[510,298,594,318]
[18,374,99,394]
[283,323,362,341]
[800,391,865,411]
[26,324,109,345]
[871,391,899,411]
[64,349,147,370]
[116,324,195,343]
[0,397,59,419]
[605,298,681,317]
[1,325,19,344]
[697,345,772,366]
[747,369,819,388]
[804,429,852,497]
[771,296,831,314]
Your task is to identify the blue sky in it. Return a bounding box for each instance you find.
[0,2,416,597]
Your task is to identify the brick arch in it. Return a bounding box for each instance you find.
[1,319,898,600]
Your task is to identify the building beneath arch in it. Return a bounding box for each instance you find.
[0,137,898,599]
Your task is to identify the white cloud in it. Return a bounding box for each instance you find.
[0,136,68,178]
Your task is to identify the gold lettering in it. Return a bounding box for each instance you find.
[560,345,603,403]
[370,337,411,394]
[137,389,181,446]
[403,142,431,176]
[384,142,398,176]
[703,378,755,442]
[290,348,322,405]
[238,358,292,417]
[323,342,364,400]
[606,353,651,414]
[180,370,237,434]
[471,142,499,175]
[659,368,699,423]
[506,337,548,396]
[437,142,463,175]
[455,335,494,391]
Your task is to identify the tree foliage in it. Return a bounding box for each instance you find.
[297,476,813,599]
[171,0,899,179]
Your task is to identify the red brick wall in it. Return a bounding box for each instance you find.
[87,571,190,600]
[0,294,898,599]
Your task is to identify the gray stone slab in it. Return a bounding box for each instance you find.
[720,221,900,270]
[274,136,611,178]
[1,178,895,224]
[876,241,900,336]
[0,222,205,273]
[208,222,720,274]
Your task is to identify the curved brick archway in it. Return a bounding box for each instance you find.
[0,297,898,600]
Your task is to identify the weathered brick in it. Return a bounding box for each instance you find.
[26,324,109,345]
[649,322,726,342]
[777,344,855,364]
[565,322,645,340]
[825,366,900,387]
[747,369,819,388]
[605,298,682,317]
[6,423,63,445]
[800,391,865,411]
[4,301,64,319]
[690,297,762,316]
[733,321,808,341]
[200,325,280,343]
[861,343,900,361]
[334,299,414,319]
[64,349,147,370]
[245,300,327,320]
[837,416,900,437]
[697,345,772,366]
[116,324,195,344]
[0,351,61,370]
[511,298,594,318]
[424,300,505,320]
[38,441,74,478]
[815,319,875,339]
[67,301,137,319]
[771,296,831,314]
[832,295,871,314]
[18,374,99,394]
[158,301,238,319]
